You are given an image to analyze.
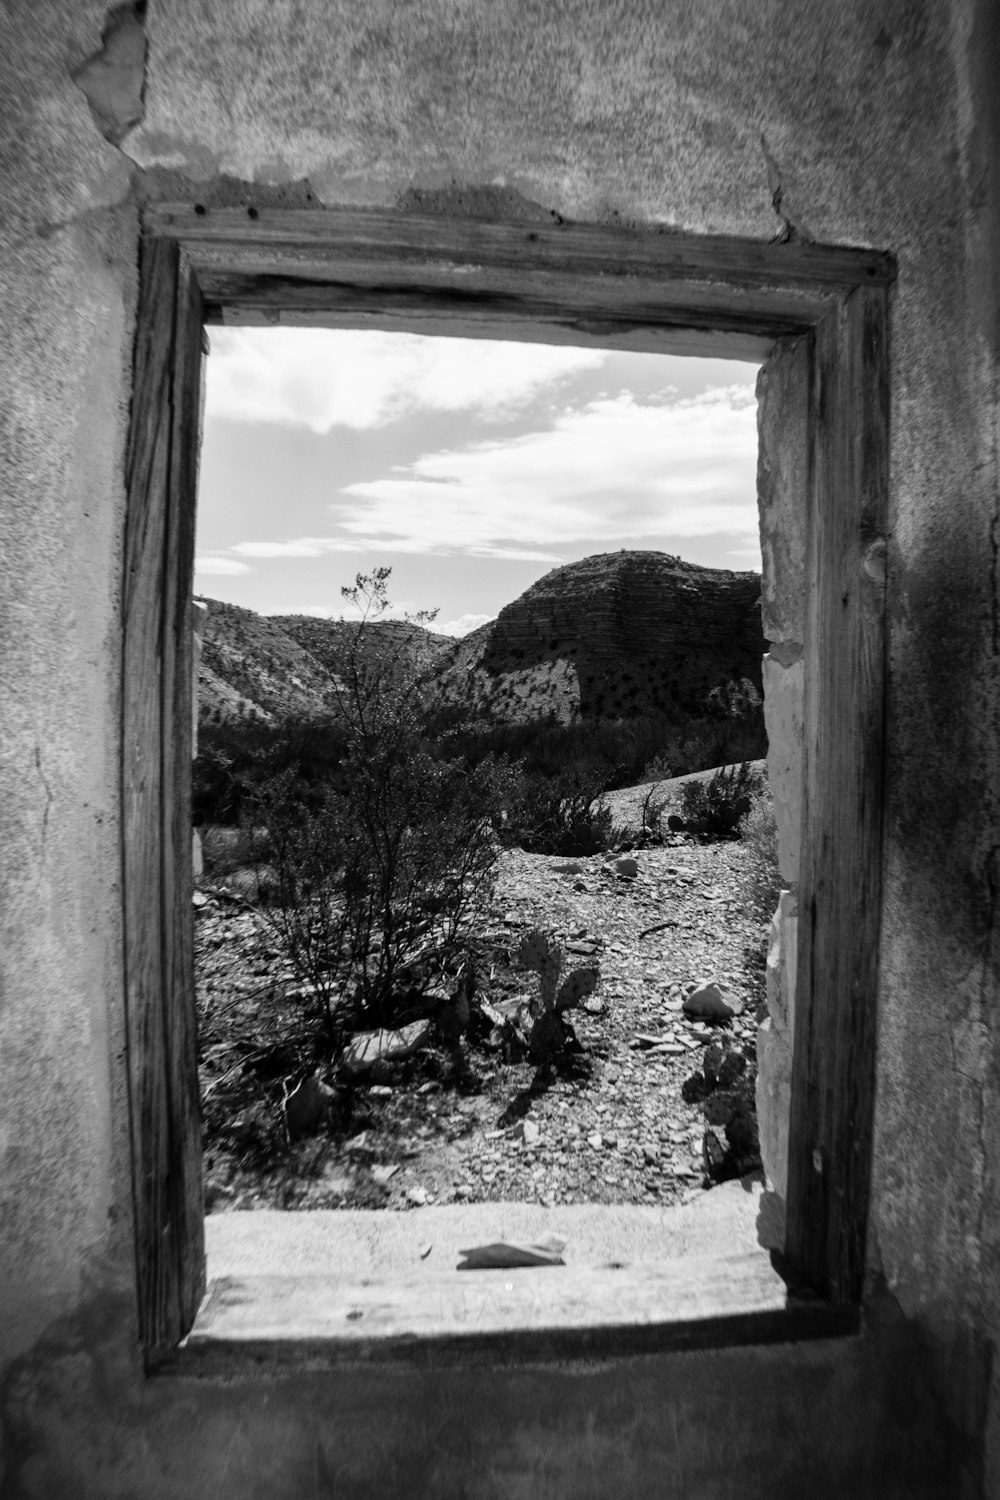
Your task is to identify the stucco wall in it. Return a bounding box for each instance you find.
[1,1,998,1496]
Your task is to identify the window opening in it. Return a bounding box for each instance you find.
[122,212,890,1362]
[189,327,786,1288]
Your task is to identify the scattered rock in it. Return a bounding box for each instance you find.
[342,1018,433,1076]
[615,857,639,877]
[682,980,741,1021]
[321,1169,353,1196]
[283,1072,336,1136]
[197,826,766,1213]
[371,1163,399,1185]
[406,1185,429,1206]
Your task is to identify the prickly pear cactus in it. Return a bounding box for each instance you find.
[554,965,598,1012]
[516,929,563,1017]
[516,928,601,1062]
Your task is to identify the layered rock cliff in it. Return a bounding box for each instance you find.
[436,551,764,724]
[197,552,763,730]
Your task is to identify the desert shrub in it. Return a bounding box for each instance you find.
[638,781,670,843]
[704,675,762,720]
[738,783,781,923]
[245,771,350,1044]
[680,761,765,838]
[641,752,673,785]
[198,822,280,904]
[503,766,620,856]
[253,570,515,1038]
[192,718,348,826]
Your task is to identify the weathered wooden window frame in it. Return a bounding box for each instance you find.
[123,206,892,1367]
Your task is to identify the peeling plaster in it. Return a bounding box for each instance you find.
[71,3,147,148]
[126,129,221,181]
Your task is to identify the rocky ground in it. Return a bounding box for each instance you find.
[196,800,770,1217]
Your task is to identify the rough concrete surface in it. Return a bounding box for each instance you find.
[205,1182,775,1280]
[1,0,998,1495]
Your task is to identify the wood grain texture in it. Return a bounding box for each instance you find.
[143,207,893,345]
[122,236,205,1359]
[785,284,890,1303]
[145,205,895,288]
[162,1254,857,1372]
[163,253,207,1338]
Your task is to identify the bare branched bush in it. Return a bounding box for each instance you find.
[638,781,670,843]
[252,569,515,1041]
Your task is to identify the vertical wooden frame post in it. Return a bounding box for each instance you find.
[123,237,206,1358]
[785,286,890,1303]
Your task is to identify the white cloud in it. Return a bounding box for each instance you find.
[206,328,605,433]
[232,536,369,558]
[331,385,758,556]
[195,555,252,575]
[232,540,325,558]
[261,601,422,623]
[433,613,495,638]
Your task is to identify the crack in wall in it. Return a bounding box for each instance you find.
[34,745,53,856]
[760,135,813,245]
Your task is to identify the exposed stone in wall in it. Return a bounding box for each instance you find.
[755,336,807,1205]
[756,337,807,650]
[757,890,798,1197]
[763,653,804,888]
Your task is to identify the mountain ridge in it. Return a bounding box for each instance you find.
[195,551,764,730]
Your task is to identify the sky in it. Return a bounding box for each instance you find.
[194,329,761,637]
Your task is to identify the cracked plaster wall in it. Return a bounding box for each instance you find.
[1,0,998,1495]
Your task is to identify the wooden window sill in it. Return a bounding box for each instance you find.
[157,1251,857,1372]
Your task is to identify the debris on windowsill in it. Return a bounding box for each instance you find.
[458,1233,567,1270]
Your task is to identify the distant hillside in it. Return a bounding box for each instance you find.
[272,613,452,682]
[194,598,451,728]
[434,551,764,725]
[195,552,764,731]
